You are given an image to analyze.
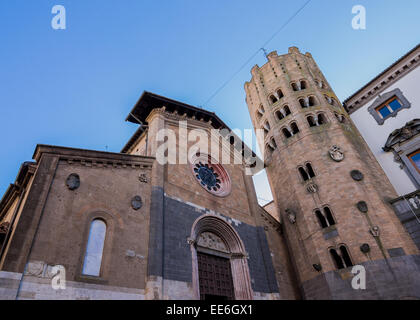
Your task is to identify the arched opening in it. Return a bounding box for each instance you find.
[277,89,284,99]
[291,82,299,91]
[269,95,278,104]
[315,209,328,228]
[284,105,291,116]
[300,80,307,90]
[306,163,315,178]
[330,248,345,269]
[339,245,353,268]
[298,166,309,181]
[308,96,317,106]
[299,98,307,108]
[190,215,253,300]
[323,206,335,226]
[275,110,284,120]
[282,128,292,138]
[317,113,327,125]
[290,122,299,134]
[307,115,316,127]
[82,219,107,277]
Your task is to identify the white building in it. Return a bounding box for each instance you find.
[343,43,420,249]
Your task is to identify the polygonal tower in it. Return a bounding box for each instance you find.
[245,47,420,299]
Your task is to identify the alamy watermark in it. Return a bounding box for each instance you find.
[352,5,366,30]
[51,5,66,30]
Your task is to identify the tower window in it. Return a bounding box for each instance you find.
[256,105,265,120]
[290,122,299,134]
[299,98,307,108]
[269,95,278,104]
[298,167,309,181]
[307,115,316,127]
[82,219,107,277]
[291,82,299,91]
[329,245,353,270]
[308,96,317,106]
[277,89,284,99]
[306,163,315,178]
[315,206,335,229]
[317,113,327,125]
[282,128,292,138]
[334,113,346,123]
[284,105,291,116]
[298,163,315,181]
[275,110,284,120]
[300,80,307,90]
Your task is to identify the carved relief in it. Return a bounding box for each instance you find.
[329,145,344,162]
[285,209,296,224]
[138,173,148,183]
[197,232,229,253]
[66,173,80,190]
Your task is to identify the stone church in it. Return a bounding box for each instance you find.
[0,47,419,300]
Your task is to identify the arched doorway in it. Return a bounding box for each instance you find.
[189,214,253,300]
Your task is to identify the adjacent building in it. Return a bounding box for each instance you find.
[343,44,420,250]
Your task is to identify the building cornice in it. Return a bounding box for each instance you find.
[343,44,420,114]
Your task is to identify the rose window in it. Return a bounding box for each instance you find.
[190,153,231,197]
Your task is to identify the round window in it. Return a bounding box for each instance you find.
[190,153,231,197]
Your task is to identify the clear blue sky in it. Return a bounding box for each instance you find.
[1,0,419,202]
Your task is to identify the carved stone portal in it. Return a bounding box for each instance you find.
[197,232,229,253]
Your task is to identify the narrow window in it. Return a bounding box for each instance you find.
[306,163,315,178]
[291,82,299,91]
[290,122,299,134]
[299,98,307,108]
[307,116,316,127]
[315,209,328,228]
[284,105,291,116]
[275,110,284,120]
[308,96,316,106]
[263,121,270,132]
[323,206,335,226]
[277,89,284,99]
[300,80,307,90]
[269,95,278,104]
[282,128,292,138]
[317,113,326,125]
[339,246,353,268]
[330,248,345,269]
[299,167,309,181]
[82,219,107,277]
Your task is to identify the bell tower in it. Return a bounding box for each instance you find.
[245,47,420,299]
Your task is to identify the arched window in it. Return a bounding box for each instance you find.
[290,122,299,134]
[263,121,270,134]
[275,110,284,120]
[308,96,317,106]
[306,163,315,178]
[323,206,335,226]
[335,113,346,123]
[256,105,265,120]
[330,246,353,270]
[277,89,284,99]
[298,167,309,181]
[317,113,327,125]
[307,115,316,127]
[269,95,278,104]
[82,219,107,277]
[330,248,345,269]
[284,105,291,116]
[339,245,353,268]
[315,209,328,228]
[267,137,277,154]
[315,206,335,228]
[299,98,307,108]
[300,80,307,90]
[291,82,299,91]
[282,128,292,138]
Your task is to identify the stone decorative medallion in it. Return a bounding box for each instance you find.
[197,232,229,253]
[328,145,344,162]
[356,201,368,213]
[370,226,380,237]
[66,173,80,190]
[350,170,364,181]
[190,153,231,197]
[306,183,318,194]
[138,173,148,183]
[360,243,370,253]
[131,196,143,210]
[285,209,296,224]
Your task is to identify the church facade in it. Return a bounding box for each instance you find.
[0,47,419,300]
